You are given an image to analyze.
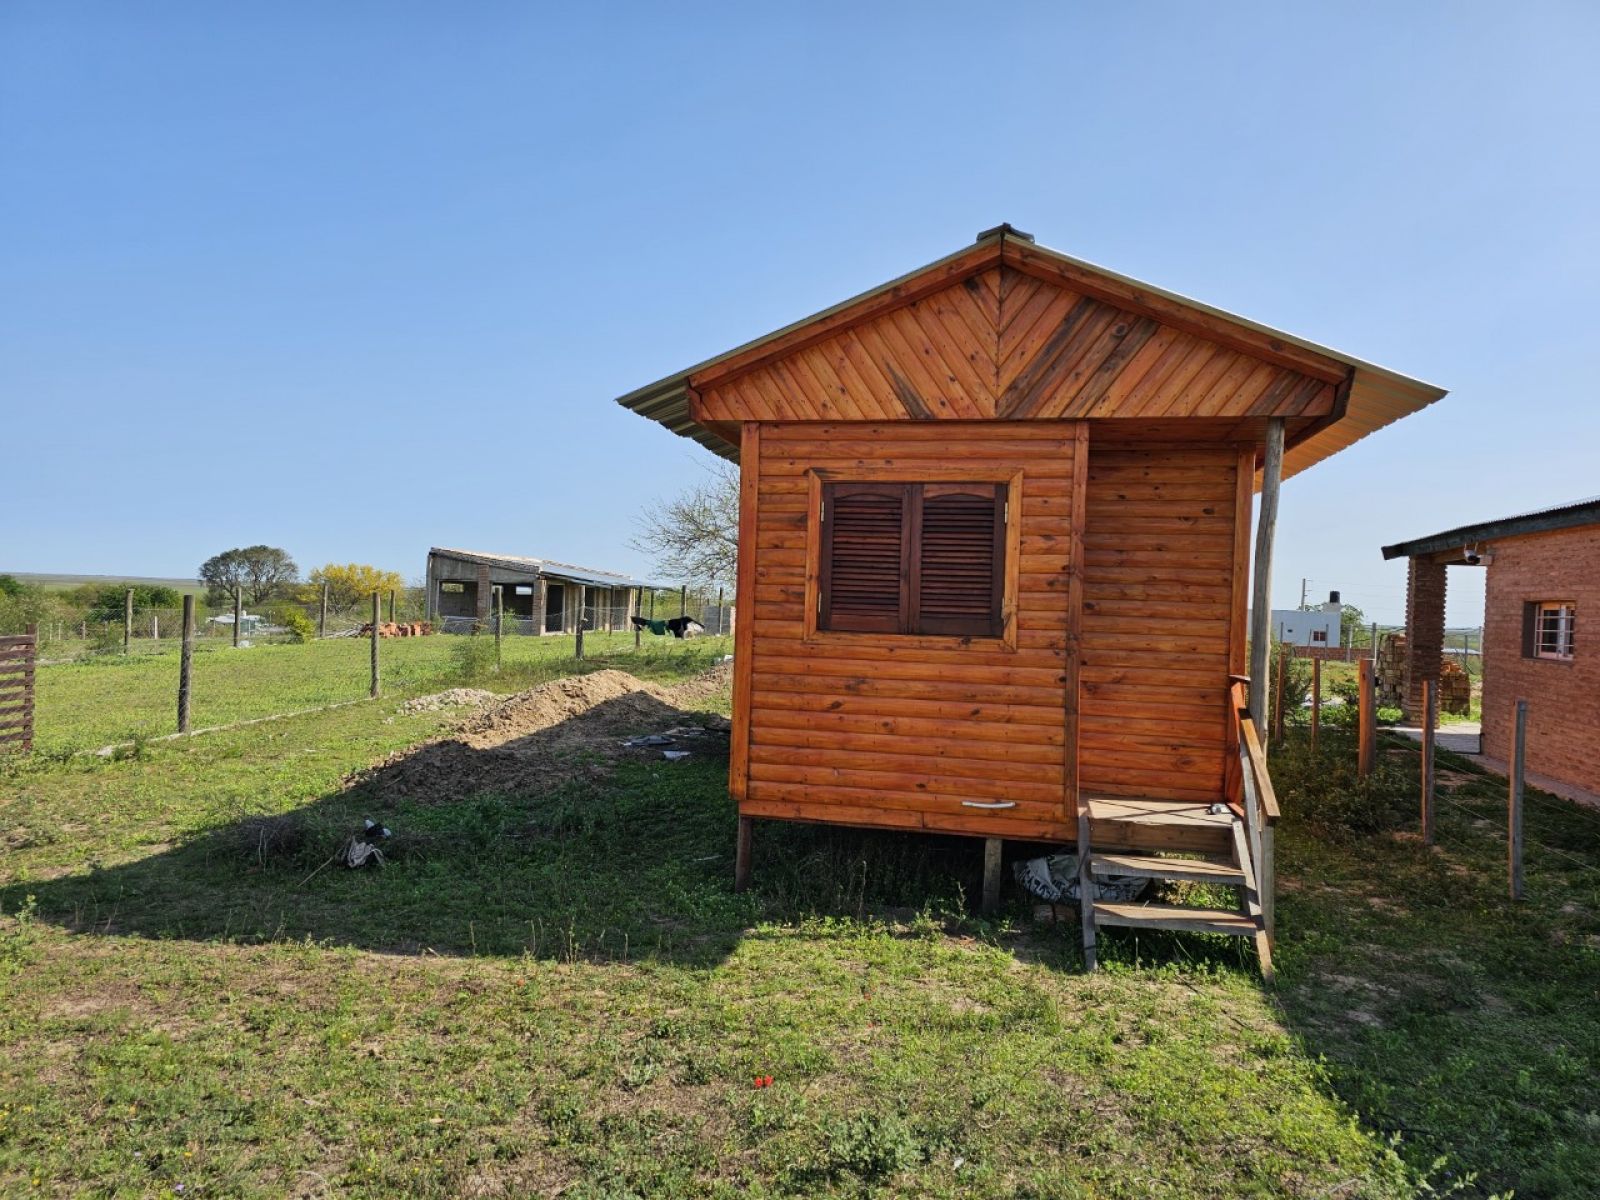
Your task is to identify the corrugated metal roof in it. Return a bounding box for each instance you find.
[1380,497,1600,560]
[613,227,1446,478]
[429,547,656,589]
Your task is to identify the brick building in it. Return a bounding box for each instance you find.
[1382,497,1599,795]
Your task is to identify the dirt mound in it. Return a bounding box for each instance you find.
[457,669,677,747]
[357,667,728,804]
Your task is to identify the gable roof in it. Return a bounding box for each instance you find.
[615,225,1446,480]
[1380,496,1600,560]
[429,547,654,589]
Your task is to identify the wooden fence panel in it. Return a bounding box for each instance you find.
[0,625,36,753]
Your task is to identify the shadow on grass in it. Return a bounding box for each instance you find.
[1266,725,1600,1197]
[1,692,1038,970]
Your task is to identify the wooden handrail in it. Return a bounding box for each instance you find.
[1239,716,1280,825]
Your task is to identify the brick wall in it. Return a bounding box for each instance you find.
[1480,526,1600,795]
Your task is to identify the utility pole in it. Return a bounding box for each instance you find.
[1300,577,1308,609]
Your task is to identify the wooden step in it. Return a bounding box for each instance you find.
[1084,795,1234,855]
[1092,901,1258,936]
[1088,852,1245,886]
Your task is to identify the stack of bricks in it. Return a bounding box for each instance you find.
[1375,633,1407,708]
[1438,658,1472,715]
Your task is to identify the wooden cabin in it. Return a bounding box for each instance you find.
[617,225,1445,971]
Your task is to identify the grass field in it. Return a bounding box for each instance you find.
[2,665,1596,1196]
[33,631,732,756]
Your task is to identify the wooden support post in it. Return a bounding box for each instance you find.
[715,586,725,636]
[1420,678,1435,844]
[233,587,243,648]
[634,590,642,649]
[319,583,328,639]
[1509,698,1526,900]
[370,592,381,698]
[1357,657,1376,778]
[494,586,503,671]
[124,588,133,654]
[1077,807,1097,972]
[1247,418,1285,735]
[575,621,585,661]
[733,816,752,892]
[1310,658,1321,753]
[178,595,194,733]
[981,838,1003,914]
[1260,824,1276,943]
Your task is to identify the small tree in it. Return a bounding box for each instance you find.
[200,546,299,605]
[304,563,405,611]
[630,460,739,587]
[88,584,182,620]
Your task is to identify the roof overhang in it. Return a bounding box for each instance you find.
[615,226,1446,478]
[1381,497,1600,561]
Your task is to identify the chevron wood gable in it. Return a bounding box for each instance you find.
[691,264,1338,427]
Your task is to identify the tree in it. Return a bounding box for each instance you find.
[87,584,182,620]
[200,546,299,605]
[1339,601,1369,648]
[630,460,739,587]
[305,563,405,611]
[0,575,22,598]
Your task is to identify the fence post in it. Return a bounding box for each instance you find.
[124,588,133,654]
[370,591,380,698]
[715,586,725,636]
[152,613,159,644]
[1421,678,1435,845]
[1310,658,1322,753]
[319,583,329,638]
[178,595,194,733]
[1370,621,1379,666]
[1357,657,1375,778]
[232,587,243,648]
[494,586,503,672]
[575,620,585,660]
[1272,647,1286,742]
[679,585,687,619]
[1509,699,1527,900]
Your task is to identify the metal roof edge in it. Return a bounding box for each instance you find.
[1380,497,1600,560]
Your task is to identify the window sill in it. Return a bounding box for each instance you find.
[803,628,1018,653]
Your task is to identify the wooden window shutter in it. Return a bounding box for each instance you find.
[914,483,1005,636]
[820,483,910,632]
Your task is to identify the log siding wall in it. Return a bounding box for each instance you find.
[741,420,1080,840]
[1079,442,1242,804]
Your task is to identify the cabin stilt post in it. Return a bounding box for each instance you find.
[981,838,1002,914]
[1248,419,1286,732]
[733,817,752,892]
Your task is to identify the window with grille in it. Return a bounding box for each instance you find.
[1523,601,1576,660]
[818,481,1005,636]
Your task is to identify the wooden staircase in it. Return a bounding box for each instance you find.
[1075,684,1280,979]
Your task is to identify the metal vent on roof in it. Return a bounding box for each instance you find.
[975,223,1034,243]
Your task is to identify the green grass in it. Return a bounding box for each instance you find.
[3,675,1594,1195]
[32,631,732,755]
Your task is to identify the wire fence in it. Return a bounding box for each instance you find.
[23,593,735,758]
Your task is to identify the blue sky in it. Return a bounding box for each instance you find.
[4,2,1597,625]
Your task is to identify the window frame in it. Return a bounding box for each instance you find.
[803,467,1022,650]
[1525,600,1577,661]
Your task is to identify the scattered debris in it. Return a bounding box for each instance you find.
[400,688,499,714]
[356,621,433,638]
[344,818,391,869]
[1013,853,1147,904]
[662,750,692,762]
